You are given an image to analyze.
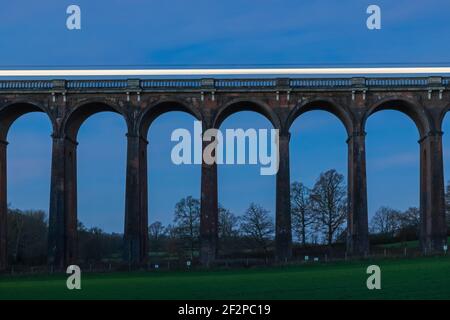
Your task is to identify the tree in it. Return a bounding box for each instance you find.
[240,203,274,254]
[370,206,402,236]
[7,208,48,265]
[173,196,200,259]
[149,221,166,252]
[218,205,240,255]
[400,207,420,229]
[218,205,239,240]
[290,182,314,246]
[77,221,122,263]
[397,207,420,240]
[310,170,347,246]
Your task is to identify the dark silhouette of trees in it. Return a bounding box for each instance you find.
[7,208,47,265]
[149,221,167,253]
[290,182,314,246]
[369,206,420,242]
[77,222,122,263]
[218,205,239,240]
[240,203,274,255]
[370,206,402,236]
[6,169,434,267]
[218,204,240,255]
[173,196,200,259]
[310,169,347,246]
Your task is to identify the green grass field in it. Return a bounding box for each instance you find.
[1,256,450,300]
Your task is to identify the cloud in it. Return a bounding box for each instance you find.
[370,152,418,170]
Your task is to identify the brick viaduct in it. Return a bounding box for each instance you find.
[0,76,449,270]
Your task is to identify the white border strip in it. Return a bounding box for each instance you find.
[0,67,450,77]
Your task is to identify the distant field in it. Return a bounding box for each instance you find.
[1,256,450,300]
[377,236,450,249]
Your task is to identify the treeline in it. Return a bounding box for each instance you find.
[5,171,450,266]
[148,169,349,261]
[290,170,347,246]
[6,209,123,265]
[149,197,274,259]
[369,207,420,244]
[7,208,47,265]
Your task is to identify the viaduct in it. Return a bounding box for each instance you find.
[0,76,449,270]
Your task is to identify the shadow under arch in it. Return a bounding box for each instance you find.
[362,97,431,137]
[138,100,202,138]
[213,99,281,130]
[286,98,354,135]
[63,100,128,141]
[0,101,55,141]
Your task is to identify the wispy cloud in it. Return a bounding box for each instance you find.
[370,152,418,170]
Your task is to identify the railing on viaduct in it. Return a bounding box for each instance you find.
[0,76,449,270]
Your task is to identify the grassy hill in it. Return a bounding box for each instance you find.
[1,255,450,300]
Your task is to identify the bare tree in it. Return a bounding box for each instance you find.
[173,196,200,259]
[218,205,239,240]
[310,170,347,246]
[400,207,420,229]
[370,206,402,235]
[290,182,314,246]
[240,203,274,254]
[149,221,166,252]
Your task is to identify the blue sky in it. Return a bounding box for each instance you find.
[2,1,450,232]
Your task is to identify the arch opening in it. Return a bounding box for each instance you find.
[213,100,280,130]
[5,111,52,267]
[146,110,201,262]
[139,101,201,138]
[289,110,348,251]
[217,110,276,259]
[76,111,127,264]
[363,99,429,137]
[287,100,353,136]
[0,102,52,141]
[64,102,123,141]
[366,110,421,248]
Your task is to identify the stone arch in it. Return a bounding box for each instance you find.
[0,100,55,141]
[436,101,450,132]
[138,99,202,138]
[212,98,281,130]
[363,96,431,253]
[286,98,354,135]
[362,96,432,137]
[62,99,128,141]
